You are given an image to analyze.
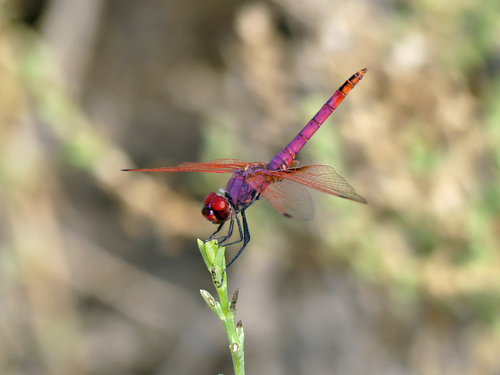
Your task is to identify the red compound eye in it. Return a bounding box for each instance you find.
[202,192,231,224]
[211,196,227,211]
[201,206,216,223]
[204,192,217,205]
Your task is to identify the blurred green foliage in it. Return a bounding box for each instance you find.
[2,0,500,373]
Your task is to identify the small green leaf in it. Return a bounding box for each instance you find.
[200,289,222,316]
[197,238,213,268]
[214,242,226,270]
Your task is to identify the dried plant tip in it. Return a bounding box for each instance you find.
[230,288,239,310]
[201,290,216,306]
[211,267,221,287]
[236,320,243,329]
[200,290,209,298]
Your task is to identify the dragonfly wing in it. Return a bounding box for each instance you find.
[123,158,249,173]
[255,178,315,221]
[280,165,367,204]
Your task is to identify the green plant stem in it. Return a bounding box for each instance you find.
[198,239,245,375]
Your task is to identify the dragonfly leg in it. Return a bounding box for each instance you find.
[209,217,234,244]
[219,211,243,246]
[218,211,250,286]
[207,222,226,241]
[223,210,250,272]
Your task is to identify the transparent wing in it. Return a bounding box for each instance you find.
[122,158,249,173]
[277,165,367,204]
[260,178,315,221]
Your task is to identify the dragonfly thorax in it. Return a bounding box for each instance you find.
[202,192,231,224]
[225,165,266,210]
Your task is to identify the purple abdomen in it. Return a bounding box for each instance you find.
[267,68,367,171]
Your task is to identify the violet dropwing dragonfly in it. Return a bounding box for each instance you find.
[124,68,367,273]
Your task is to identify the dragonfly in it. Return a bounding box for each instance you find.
[123,68,367,274]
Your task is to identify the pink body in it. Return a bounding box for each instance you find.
[223,69,367,212]
[267,69,365,170]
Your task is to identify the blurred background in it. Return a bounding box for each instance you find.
[1,0,500,374]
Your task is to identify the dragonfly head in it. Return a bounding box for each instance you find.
[202,192,231,224]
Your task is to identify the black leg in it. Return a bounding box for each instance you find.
[220,212,243,246]
[208,221,226,241]
[223,210,251,272]
[211,217,234,244]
